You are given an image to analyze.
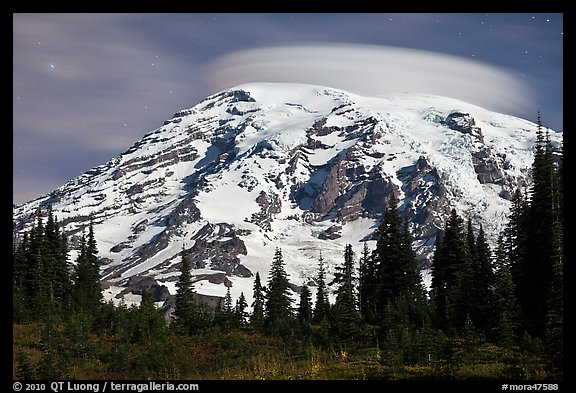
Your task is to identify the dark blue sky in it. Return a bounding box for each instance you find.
[13,13,563,205]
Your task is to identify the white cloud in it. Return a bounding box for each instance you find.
[208,43,535,117]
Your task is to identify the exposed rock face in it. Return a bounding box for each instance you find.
[184,223,250,276]
[249,191,282,231]
[445,111,483,141]
[398,156,451,267]
[445,112,528,201]
[159,293,225,323]
[306,148,399,224]
[117,275,171,302]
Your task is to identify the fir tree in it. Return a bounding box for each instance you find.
[72,220,102,315]
[28,211,49,318]
[430,208,470,333]
[545,237,563,374]
[43,208,72,313]
[330,244,361,342]
[297,284,313,337]
[470,225,495,336]
[466,219,476,260]
[215,286,235,330]
[15,350,35,380]
[173,248,199,334]
[13,232,29,290]
[357,241,370,319]
[58,232,72,310]
[359,240,379,324]
[223,286,233,313]
[518,114,561,338]
[373,196,406,316]
[264,248,294,336]
[371,196,426,326]
[492,236,522,347]
[13,233,30,322]
[250,272,265,332]
[312,252,330,324]
[399,216,429,322]
[132,289,166,345]
[43,208,59,302]
[235,292,249,328]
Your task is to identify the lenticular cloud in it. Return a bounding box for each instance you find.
[208,43,534,117]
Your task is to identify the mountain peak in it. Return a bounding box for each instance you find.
[13,83,562,307]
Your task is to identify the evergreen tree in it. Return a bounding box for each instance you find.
[13,233,30,322]
[264,248,294,336]
[492,236,522,347]
[250,272,265,332]
[546,145,563,366]
[312,252,331,324]
[357,241,370,319]
[430,208,470,333]
[58,232,72,310]
[370,196,426,327]
[223,286,233,313]
[28,211,49,318]
[173,248,199,334]
[132,289,166,345]
[13,233,29,290]
[36,348,65,379]
[15,350,35,380]
[13,208,73,322]
[42,208,73,316]
[72,220,102,315]
[215,286,235,331]
[373,196,406,316]
[518,114,561,338]
[43,208,59,302]
[235,292,249,328]
[466,218,476,264]
[470,225,495,336]
[399,216,429,322]
[51,212,72,305]
[359,239,379,324]
[297,284,313,337]
[330,244,361,342]
[545,236,563,374]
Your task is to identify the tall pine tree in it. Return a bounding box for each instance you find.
[370,196,426,326]
[297,284,313,337]
[330,244,361,342]
[312,252,330,324]
[515,114,562,338]
[235,292,249,328]
[250,272,265,332]
[72,219,102,315]
[492,235,522,347]
[173,248,199,334]
[430,208,470,334]
[470,225,495,337]
[264,248,294,336]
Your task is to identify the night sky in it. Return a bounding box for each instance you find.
[13,13,563,205]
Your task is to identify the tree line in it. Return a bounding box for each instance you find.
[12,116,562,379]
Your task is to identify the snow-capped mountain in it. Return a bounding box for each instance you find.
[12,83,563,308]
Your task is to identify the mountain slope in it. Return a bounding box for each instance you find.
[13,83,563,307]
